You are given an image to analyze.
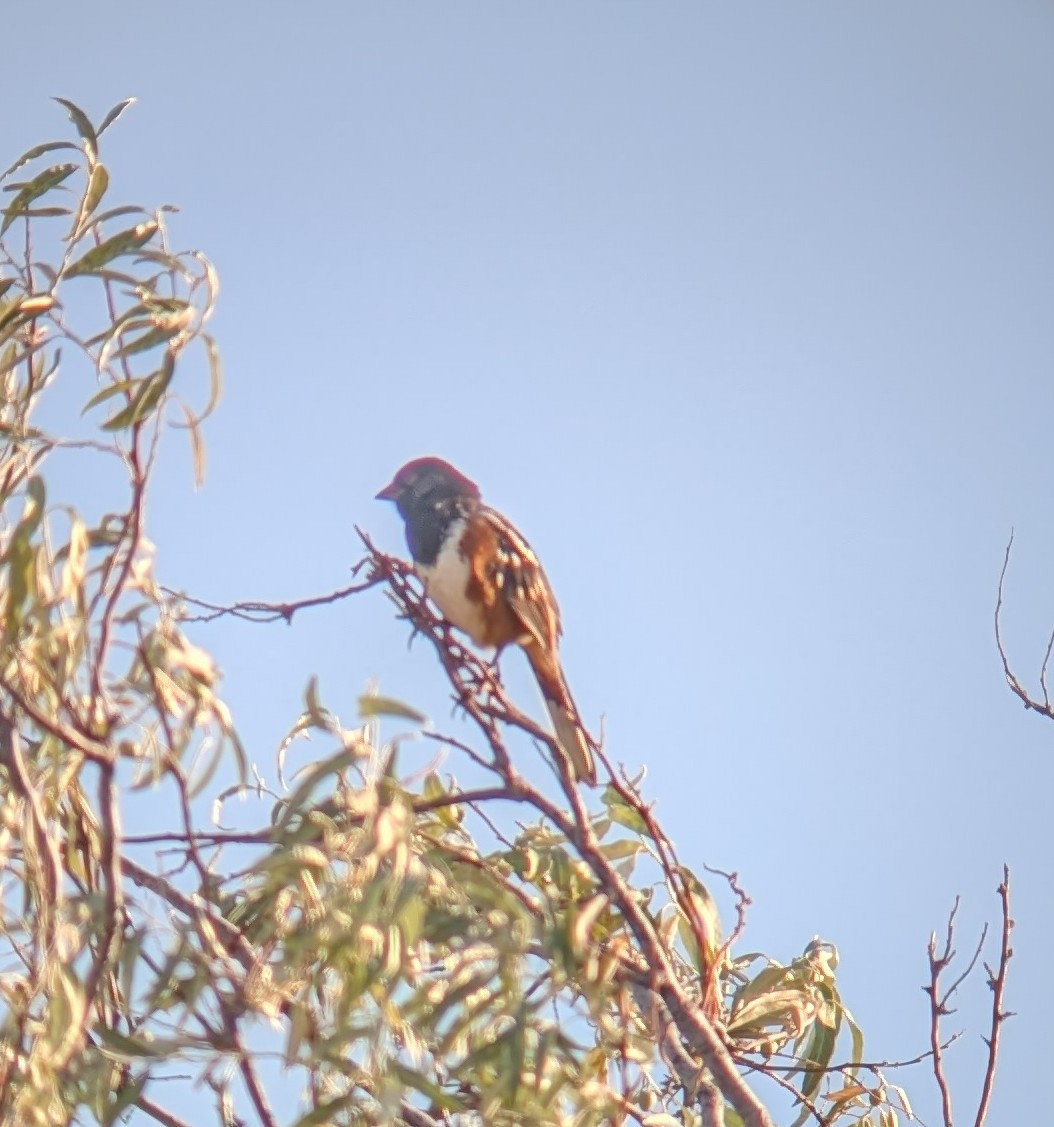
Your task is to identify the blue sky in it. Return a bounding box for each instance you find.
[5,3,1053,1123]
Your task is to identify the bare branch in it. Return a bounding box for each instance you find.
[696,1080,726,1127]
[161,565,383,625]
[0,671,113,763]
[706,863,753,977]
[926,899,960,1127]
[230,1022,278,1127]
[924,872,1015,1127]
[974,866,1014,1127]
[135,1092,197,1127]
[995,532,1054,720]
[1040,627,1054,712]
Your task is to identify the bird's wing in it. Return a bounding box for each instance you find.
[479,505,562,650]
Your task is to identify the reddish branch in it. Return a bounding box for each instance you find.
[975,866,1014,1127]
[925,899,961,1127]
[925,872,1014,1127]
[995,531,1054,719]
[162,565,384,625]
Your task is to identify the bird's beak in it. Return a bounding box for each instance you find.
[375,479,399,502]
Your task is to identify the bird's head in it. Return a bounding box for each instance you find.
[376,457,481,515]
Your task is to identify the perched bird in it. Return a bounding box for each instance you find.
[376,457,596,785]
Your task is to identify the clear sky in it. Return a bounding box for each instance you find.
[5,3,1053,1124]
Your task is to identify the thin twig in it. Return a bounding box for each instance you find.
[134,1092,197,1127]
[762,1033,961,1074]
[706,862,752,984]
[995,532,1054,719]
[229,1021,278,1127]
[1040,628,1054,711]
[941,924,988,1007]
[0,670,112,763]
[740,1060,825,1127]
[974,866,1014,1127]
[926,899,959,1127]
[161,568,382,625]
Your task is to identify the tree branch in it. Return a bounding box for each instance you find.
[995,532,1054,719]
[162,565,383,625]
[974,866,1014,1127]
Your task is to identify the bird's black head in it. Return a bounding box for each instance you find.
[376,459,482,564]
[376,457,481,515]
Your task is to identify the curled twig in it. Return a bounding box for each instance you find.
[995,532,1054,719]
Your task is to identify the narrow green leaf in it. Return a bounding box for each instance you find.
[97,97,136,136]
[602,788,649,835]
[31,263,58,286]
[113,323,182,360]
[78,267,141,288]
[100,351,174,431]
[0,337,52,379]
[65,221,158,278]
[358,694,428,723]
[187,732,226,799]
[728,962,793,1018]
[91,204,149,226]
[390,1062,463,1111]
[85,305,152,348]
[798,1020,837,1101]
[293,1096,358,1127]
[14,207,70,220]
[222,717,249,788]
[25,476,46,523]
[727,987,807,1036]
[844,1001,866,1073]
[53,97,98,160]
[599,837,645,861]
[104,1073,147,1127]
[4,538,31,635]
[129,245,181,266]
[275,746,366,832]
[1,163,77,236]
[94,1027,167,1059]
[84,163,109,214]
[2,140,79,181]
[69,163,109,240]
[305,675,327,725]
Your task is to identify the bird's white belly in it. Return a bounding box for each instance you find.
[416,519,490,645]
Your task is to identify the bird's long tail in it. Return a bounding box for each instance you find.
[525,645,596,785]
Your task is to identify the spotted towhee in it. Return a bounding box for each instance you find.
[377,457,596,785]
